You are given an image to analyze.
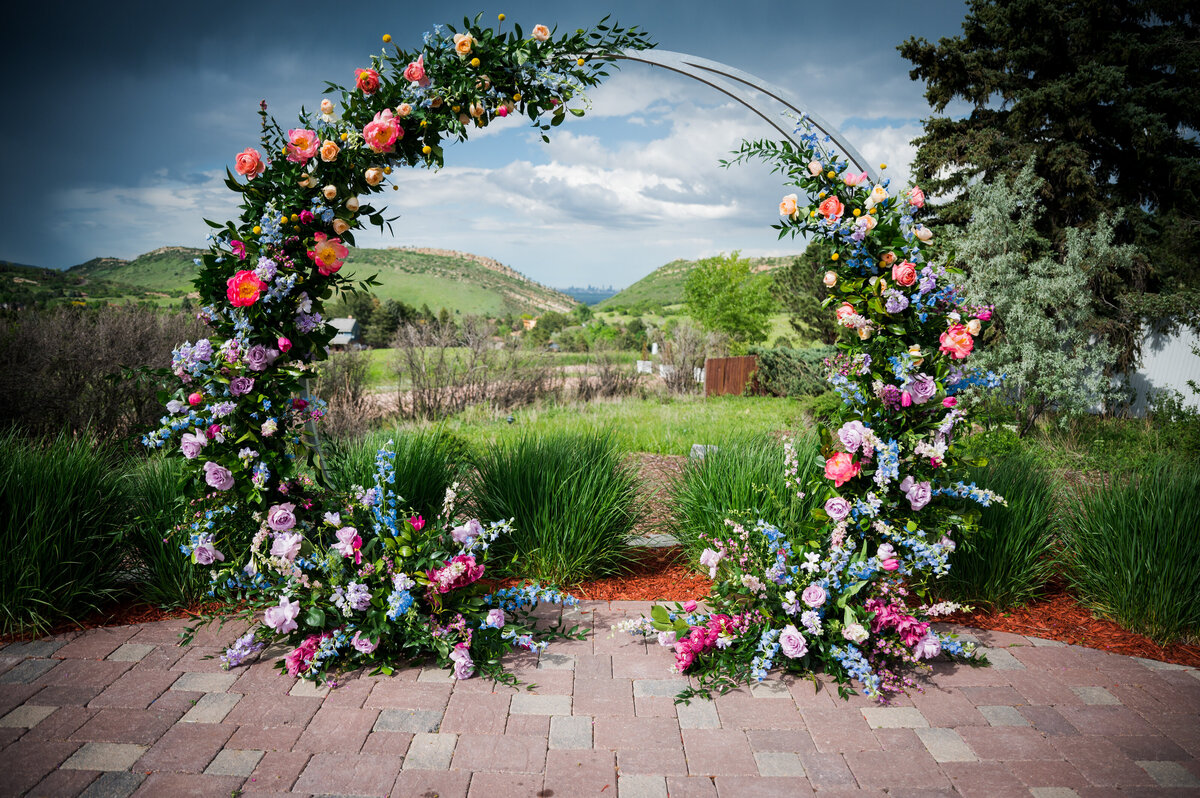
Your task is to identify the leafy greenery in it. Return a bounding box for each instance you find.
[670,432,824,563]
[1061,461,1200,645]
[597,254,798,312]
[0,431,126,635]
[935,452,1057,610]
[683,252,778,354]
[748,345,837,398]
[468,431,641,583]
[770,240,840,344]
[900,0,1200,365]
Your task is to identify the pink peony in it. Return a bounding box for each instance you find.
[234,147,265,179]
[354,67,380,94]
[428,555,484,594]
[824,452,860,487]
[203,460,234,491]
[362,109,401,153]
[285,128,319,163]
[226,270,266,307]
[307,232,349,276]
[939,325,974,359]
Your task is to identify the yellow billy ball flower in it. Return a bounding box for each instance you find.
[393,185,398,191]
[831,253,839,261]
[880,163,887,169]
[293,225,301,233]
[818,191,826,199]
[290,214,299,222]
[253,225,262,235]
[340,132,347,141]
[383,166,392,174]
[452,105,461,113]
[577,58,585,66]
[498,13,505,21]
[809,210,817,218]
[382,34,392,43]
[470,57,480,67]
[279,215,286,224]
[827,170,835,179]
[513,93,522,101]
[420,120,428,127]
[422,145,432,154]
[852,208,861,216]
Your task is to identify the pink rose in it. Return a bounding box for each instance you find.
[891,260,917,287]
[939,325,974,359]
[835,302,856,325]
[285,128,319,163]
[908,186,926,208]
[801,585,827,608]
[403,55,429,86]
[203,460,234,491]
[824,452,860,488]
[683,600,698,613]
[818,195,845,221]
[778,625,808,659]
[234,147,265,179]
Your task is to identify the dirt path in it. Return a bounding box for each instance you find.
[628,452,686,538]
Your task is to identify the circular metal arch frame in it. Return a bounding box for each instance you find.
[612,48,881,185]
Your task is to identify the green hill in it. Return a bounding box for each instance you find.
[597,254,801,311]
[54,245,576,315]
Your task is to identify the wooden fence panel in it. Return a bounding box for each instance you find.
[704,355,759,397]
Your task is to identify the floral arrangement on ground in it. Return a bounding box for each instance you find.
[142,15,653,682]
[616,120,1004,702]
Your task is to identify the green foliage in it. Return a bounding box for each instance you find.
[325,428,469,522]
[770,241,840,344]
[683,252,778,354]
[955,162,1125,434]
[597,254,798,311]
[122,455,208,608]
[0,430,125,635]
[748,345,836,398]
[467,431,641,583]
[670,433,824,563]
[935,452,1057,610]
[900,0,1200,361]
[1061,461,1200,644]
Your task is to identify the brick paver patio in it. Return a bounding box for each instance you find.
[2,601,1198,797]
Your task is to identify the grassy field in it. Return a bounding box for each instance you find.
[362,347,641,389]
[376,394,806,456]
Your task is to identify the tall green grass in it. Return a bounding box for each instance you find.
[936,452,1057,610]
[0,430,126,635]
[1061,461,1200,645]
[122,454,207,608]
[325,427,469,521]
[469,431,641,584]
[670,432,824,562]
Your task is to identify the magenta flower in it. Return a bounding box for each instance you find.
[333,527,363,565]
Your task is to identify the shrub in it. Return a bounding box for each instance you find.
[670,432,824,564]
[325,427,469,523]
[0,306,206,440]
[313,348,384,439]
[1061,461,1200,645]
[934,451,1057,610]
[122,454,208,608]
[0,430,126,635]
[468,431,641,584]
[748,345,837,398]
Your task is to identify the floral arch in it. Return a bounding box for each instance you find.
[147,15,998,698]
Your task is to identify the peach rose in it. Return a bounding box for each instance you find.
[865,184,889,210]
[332,219,350,235]
[320,99,334,115]
[469,102,485,118]
[824,452,861,488]
[364,167,384,186]
[355,68,380,94]
[453,32,474,56]
[939,324,974,359]
[881,252,897,267]
[856,214,878,233]
[779,194,799,218]
[345,196,360,212]
[532,24,550,41]
[891,260,917,287]
[319,140,340,162]
[966,319,982,336]
[914,224,934,242]
[285,128,319,163]
[234,147,265,179]
[807,160,822,176]
[858,326,872,340]
[322,185,337,200]
[818,195,845,221]
[396,102,412,117]
[823,271,838,287]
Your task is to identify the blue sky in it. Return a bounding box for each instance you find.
[1,0,969,288]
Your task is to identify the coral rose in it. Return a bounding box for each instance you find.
[818,195,845,221]
[453,32,473,56]
[532,24,551,41]
[891,260,917,287]
[908,186,926,207]
[354,67,380,94]
[403,55,429,86]
[779,193,799,218]
[226,270,266,307]
[319,140,340,162]
[939,324,974,359]
[285,128,319,163]
[308,232,349,276]
[234,147,265,179]
[824,452,860,487]
[835,302,856,325]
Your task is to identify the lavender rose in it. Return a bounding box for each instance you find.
[907,373,937,405]
[351,631,378,654]
[905,480,932,511]
[244,344,278,372]
[264,595,300,633]
[837,420,868,453]
[801,584,827,608]
[449,644,474,679]
[202,460,234,491]
[657,630,677,648]
[778,624,808,659]
[179,431,207,459]
[229,376,255,396]
[193,535,224,565]
[451,518,484,544]
[486,609,506,629]
[912,631,942,660]
[824,496,852,521]
[270,531,303,562]
[267,502,298,532]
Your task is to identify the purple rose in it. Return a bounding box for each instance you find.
[824,497,851,521]
[907,374,937,405]
[449,643,474,680]
[193,535,224,565]
[486,609,506,629]
[451,519,484,544]
[778,624,808,659]
[912,631,942,660]
[179,431,207,459]
[352,631,378,654]
[244,344,278,372]
[202,460,234,491]
[229,376,255,396]
[906,480,932,511]
[837,420,868,453]
[263,595,300,633]
[801,584,827,608]
[267,502,297,532]
[270,532,303,562]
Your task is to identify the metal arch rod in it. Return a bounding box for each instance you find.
[611,48,881,186]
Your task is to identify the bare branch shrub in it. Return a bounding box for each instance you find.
[658,321,710,394]
[576,349,640,401]
[0,306,207,440]
[312,348,384,439]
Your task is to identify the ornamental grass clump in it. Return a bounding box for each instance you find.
[671,433,823,563]
[933,451,1056,610]
[469,431,641,584]
[1061,461,1200,645]
[0,430,125,636]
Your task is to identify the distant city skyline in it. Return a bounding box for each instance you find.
[2,0,969,288]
